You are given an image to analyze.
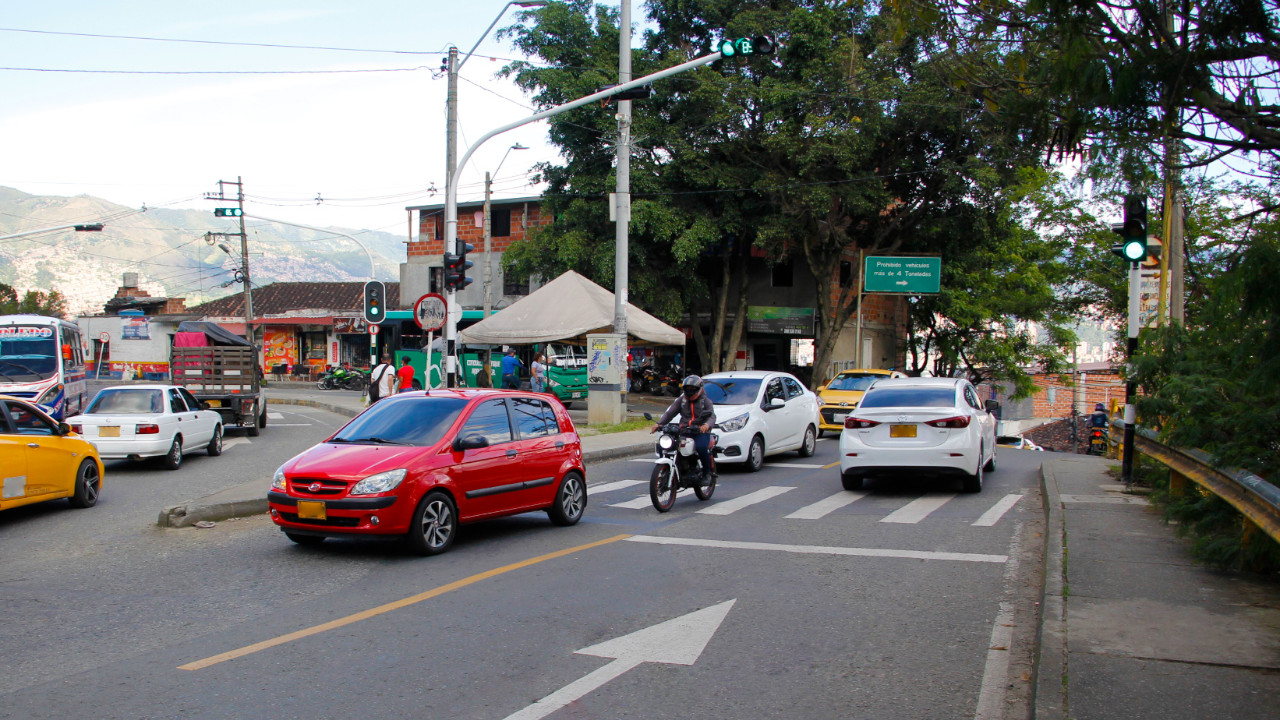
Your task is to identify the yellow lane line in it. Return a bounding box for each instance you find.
[179,533,632,671]
[823,461,840,469]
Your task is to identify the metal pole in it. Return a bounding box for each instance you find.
[237,177,254,349]
[445,45,460,387]
[1122,260,1140,488]
[854,250,864,368]
[484,171,493,317]
[613,0,631,340]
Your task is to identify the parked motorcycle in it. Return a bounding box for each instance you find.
[632,363,660,395]
[644,412,720,512]
[1087,428,1108,456]
[316,368,367,391]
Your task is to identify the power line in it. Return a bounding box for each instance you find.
[0,65,428,76]
[0,27,442,55]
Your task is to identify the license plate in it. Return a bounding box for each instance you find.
[572,392,585,399]
[890,424,917,438]
[296,500,326,520]
[833,413,848,425]
[99,426,120,438]
[205,399,222,408]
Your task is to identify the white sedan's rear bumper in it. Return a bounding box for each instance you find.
[88,436,174,459]
[838,431,980,476]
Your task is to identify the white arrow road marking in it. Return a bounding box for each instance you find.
[503,600,736,720]
[786,490,868,519]
[222,437,251,450]
[972,493,1023,527]
[627,535,1007,563]
[766,462,826,469]
[588,480,645,495]
[880,494,956,524]
[697,486,794,515]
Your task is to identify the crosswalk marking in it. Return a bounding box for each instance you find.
[786,491,868,520]
[767,463,826,469]
[589,480,645,495]
[972,493,1023,526]
[697,486,794,516]
[627,535,1008,564]
[609,489,696,509]
[880,494,956,524]
[267,412,284,420]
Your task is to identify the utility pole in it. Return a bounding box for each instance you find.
[206,178,254,346]
[445,45,461,387]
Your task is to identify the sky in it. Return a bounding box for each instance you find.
[0,1,592,236]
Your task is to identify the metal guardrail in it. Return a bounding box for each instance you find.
[1121,421,1280,545]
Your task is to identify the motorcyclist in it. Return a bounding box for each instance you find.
[1088,402,1110,430]
[652,375,716,484]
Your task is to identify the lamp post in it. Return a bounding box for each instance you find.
[483,142,528,317]
[443,0,548,387]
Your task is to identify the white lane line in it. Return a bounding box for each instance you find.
[786,491,868,520]
[972,493,1023,527]
[697,486,794,516]
[627,535,1007,564]
[629,459,656,464]
[222,437,251,450]
[766,463,826,469]
[589,480,645,495]
[267,412,284,420]
[609,489,694,509]
[266,423,314,426]
[880,494,956,524]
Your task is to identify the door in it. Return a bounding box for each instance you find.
[167,388,202,449]
[508,396,564,510]
[0,403,30,508]
[448,398,520,519]
[3,399,77,499]
[781,376,812,449]
[178,387,218,445]
[760,376,793,450]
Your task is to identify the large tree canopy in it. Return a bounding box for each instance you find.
[500,0,1077,392]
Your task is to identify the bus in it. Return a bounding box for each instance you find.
[0,315,87,420]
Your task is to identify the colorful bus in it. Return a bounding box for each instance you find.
[0,315,88,420]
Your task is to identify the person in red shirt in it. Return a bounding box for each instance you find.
[396,356,416,393]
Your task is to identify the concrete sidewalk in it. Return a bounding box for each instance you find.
[1037,455,1280,720]
[158,385,662,528]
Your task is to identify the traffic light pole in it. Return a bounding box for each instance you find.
[442,50,726,387]
[1121,259,1140,489]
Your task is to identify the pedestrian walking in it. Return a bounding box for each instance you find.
[476,351,494,388]
[368,354,395,404]
[500,348,523,390]
[531,353,546,393]
[396,356,416,393]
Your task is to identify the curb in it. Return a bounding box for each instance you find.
[269,396,362,419]
[1033,461,1068,720]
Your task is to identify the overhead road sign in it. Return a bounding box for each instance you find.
[864,256,941,294]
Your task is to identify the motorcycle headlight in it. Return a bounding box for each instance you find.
[271,466,287,491]
[719,413,750,433]
[349,469,407,496]
[658,435,676,451]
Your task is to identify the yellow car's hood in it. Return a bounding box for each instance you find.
[819,389,866,407]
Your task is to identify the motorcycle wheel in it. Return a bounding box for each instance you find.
[649,464,678,512]
[316,379,328,390]
[694,468,716,501]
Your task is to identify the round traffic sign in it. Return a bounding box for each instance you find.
[368,323,380,336]
[98,331,110,343]
[414,293,447,332]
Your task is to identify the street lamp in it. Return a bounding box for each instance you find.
[443,0,548,386]
[483,142,528,316]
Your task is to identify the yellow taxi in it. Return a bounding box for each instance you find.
[816,368,906,437]
[1,394,103,511]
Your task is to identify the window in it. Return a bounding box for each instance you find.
[88,389,163,414]
[771,261,793,287]
[168,389,188,414]
[5,401,54,436]
[840,261,853,288]
[459,399,513,445]
[491,208,511,237]
[860,387,957,408]
[331,397,467,446]
[783,377,805,400]
[765,378,786,404]
[179,388,203,411]
[503,271,529,297]
[703,378,762,405]
[964,386,982,410]
[511,397,557,439]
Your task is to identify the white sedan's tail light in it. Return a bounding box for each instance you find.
[136,424,160,435]
[845,417,881,429]
[925,416,971,429]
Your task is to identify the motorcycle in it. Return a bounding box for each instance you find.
[339,369,369,391]
[632,363,660,395]
[1087,427,1108,456]
[644,412,721,512]
[316,368,366,391]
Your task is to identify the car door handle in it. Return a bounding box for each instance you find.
[506,449,518,458]
[555,441,565,449]
[27,443,39,448]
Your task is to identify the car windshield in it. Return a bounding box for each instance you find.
[702,378,762,405]
[87,389,164,414]
[859,387,957,408]
[0,326,59,383]
[827,373,881,392]
[330,396,467,446]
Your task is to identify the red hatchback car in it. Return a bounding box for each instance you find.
[268,389,587,555]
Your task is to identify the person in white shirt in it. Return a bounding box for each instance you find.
[369,354,396,404]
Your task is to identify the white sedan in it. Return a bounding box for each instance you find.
[837,377,997,492]
[702,370,821,472]
[66,384,223,470]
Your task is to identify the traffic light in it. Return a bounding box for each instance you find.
[214,208,243,217]
[363,280,385,324]
[1110,194,1148,263]
[443,243,474,292]
[717,36,775,57]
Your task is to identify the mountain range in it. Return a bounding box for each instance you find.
[0,186,406,316]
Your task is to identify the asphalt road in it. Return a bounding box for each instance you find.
[0,419,1046,720]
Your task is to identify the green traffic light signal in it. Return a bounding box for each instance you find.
[717,36,775,57]
[214,208,243,217]
[1119,238,1146,262]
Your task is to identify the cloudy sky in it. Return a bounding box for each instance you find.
[0,1,588,235]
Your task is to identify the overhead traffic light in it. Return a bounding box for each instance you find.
[213,208,243,217]
[1111,194,1148,263]
[717,36,775,57]
[363,280,385,324]
[443,242,474,292]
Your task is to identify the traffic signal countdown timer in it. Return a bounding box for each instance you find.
[363,281,386,324]
[213,208,243,217]
[717,36,775,57]
[443,243,474,292]
[1111,194,1151,263]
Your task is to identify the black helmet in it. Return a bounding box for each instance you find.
[1095,402,1106,411]
[681,375,703,397]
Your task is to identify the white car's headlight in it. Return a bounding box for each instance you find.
[349,469,407,496]
[719,413,750,433]
[272,466,287,491]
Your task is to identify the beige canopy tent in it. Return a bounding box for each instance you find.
[459,270,686,347]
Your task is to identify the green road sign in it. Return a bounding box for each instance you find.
[864,256,941,294]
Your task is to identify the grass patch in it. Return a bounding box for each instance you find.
[583,418,652,435]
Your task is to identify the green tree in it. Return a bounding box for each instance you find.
[0,283,68,317]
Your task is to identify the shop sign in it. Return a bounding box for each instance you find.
[333,317,369,334]
[747,306,815,336]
